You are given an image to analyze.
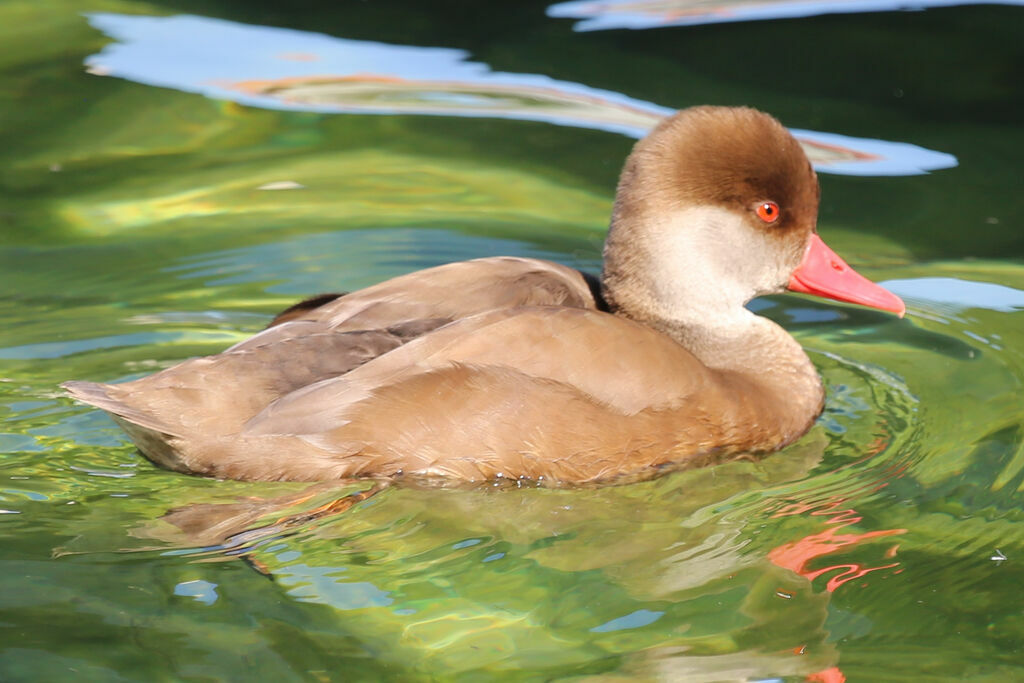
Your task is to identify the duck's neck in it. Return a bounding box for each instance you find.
[615,289,824,433]
[602,242,825,438]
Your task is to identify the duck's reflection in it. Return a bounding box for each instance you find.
[123,433,849,676]
[84,12,957,176]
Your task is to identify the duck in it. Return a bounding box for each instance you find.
[63,106,905,486]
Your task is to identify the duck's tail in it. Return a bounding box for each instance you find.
[61,380,196,473]
[62,380,180,435]
[154,481,391,577]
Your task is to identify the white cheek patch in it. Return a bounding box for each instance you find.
[648,206,795,316]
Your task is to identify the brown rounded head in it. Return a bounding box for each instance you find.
[603,106,822,329]
[615,106,819,228]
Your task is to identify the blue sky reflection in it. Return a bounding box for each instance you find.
[548,0,1024,31]
[85,13,957,176]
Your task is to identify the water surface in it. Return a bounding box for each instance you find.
[1,1,1023,680]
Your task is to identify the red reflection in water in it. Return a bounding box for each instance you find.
[767,498,903,682]
[768,498,906,592]
[807,666,847,683]
[764,442,913,683]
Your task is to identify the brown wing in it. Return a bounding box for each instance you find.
[222,256,599,353]
[194,305,738,483]
[257,256,599,331]
[63,257,602,464]
[246,306,711,436]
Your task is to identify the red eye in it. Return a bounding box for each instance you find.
[756,201,780,223]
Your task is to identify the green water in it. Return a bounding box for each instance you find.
[2,1,1024,680]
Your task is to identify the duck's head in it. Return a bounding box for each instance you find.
[602,106,904,326]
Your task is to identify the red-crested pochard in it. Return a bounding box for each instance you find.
[63,106,905,486]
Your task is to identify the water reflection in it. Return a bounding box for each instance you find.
[768,497,905,593]
[885,277,1024,314]
[114,424,885,679]
[85,13,957,176]
[131,445,845,677]
[548,0,1024,31]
